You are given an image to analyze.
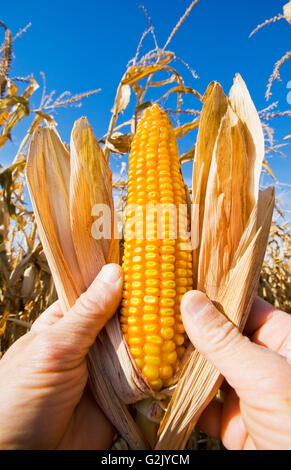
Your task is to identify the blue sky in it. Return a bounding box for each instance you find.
[0,0,290,213]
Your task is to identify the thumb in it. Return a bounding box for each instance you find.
[181,290,286,393]
[53,263,123,355]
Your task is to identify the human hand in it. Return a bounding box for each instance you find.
[181,292,291,450]
[0,264,123,450]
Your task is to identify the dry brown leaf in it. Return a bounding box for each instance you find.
[107,132,133,154]
[174,119,200,139]
[26,126,83,311]
[122,64,180,86]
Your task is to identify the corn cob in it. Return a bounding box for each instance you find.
[120,104,193,391]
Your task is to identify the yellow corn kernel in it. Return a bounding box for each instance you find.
[160,365,174,380]
[145,355,161,366]
[143,364,159,381]
[120,104,193,390]
[143,324,159,334]
[161,340,176,352]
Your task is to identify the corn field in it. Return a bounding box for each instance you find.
[0,1,290,450]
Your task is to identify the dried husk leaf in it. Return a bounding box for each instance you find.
[197,104,252,295]
[122,64,180,86]
[229,74,265,198]
[284,1,291,23]
[88,346,150,449]
[70,117,117,286]
[155,75,274,449]
[192,82,228,285]
[106,132,133,155]
[26,127,84,311]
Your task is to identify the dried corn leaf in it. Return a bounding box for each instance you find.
[263,158,277,180]
[180,145,195,164]
[107,132,133,154]
[149,75,177,88]
[21,264,38,299]
[122,64,180,86]
[0,109,9,127]
[22,76,39,100]
[174,118,200,139]
[0,312,10,337]
[0,95,27,112]
[8,245,41,287]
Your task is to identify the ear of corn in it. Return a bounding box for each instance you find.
[120,104,193,391]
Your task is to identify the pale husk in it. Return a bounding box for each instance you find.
[26,75,274,450]
[155,75,274,449]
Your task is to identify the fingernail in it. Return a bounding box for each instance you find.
[98,264,122,284]
[181,290,211,321]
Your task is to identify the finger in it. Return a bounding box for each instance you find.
[31,301,63,333]
[197,399,222,439]
[243,297,291,358]
[242,435,256,450]
[251,312,291,359]
[53,264,123,355]
[181,290,288,394]
[221,388,247,450]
